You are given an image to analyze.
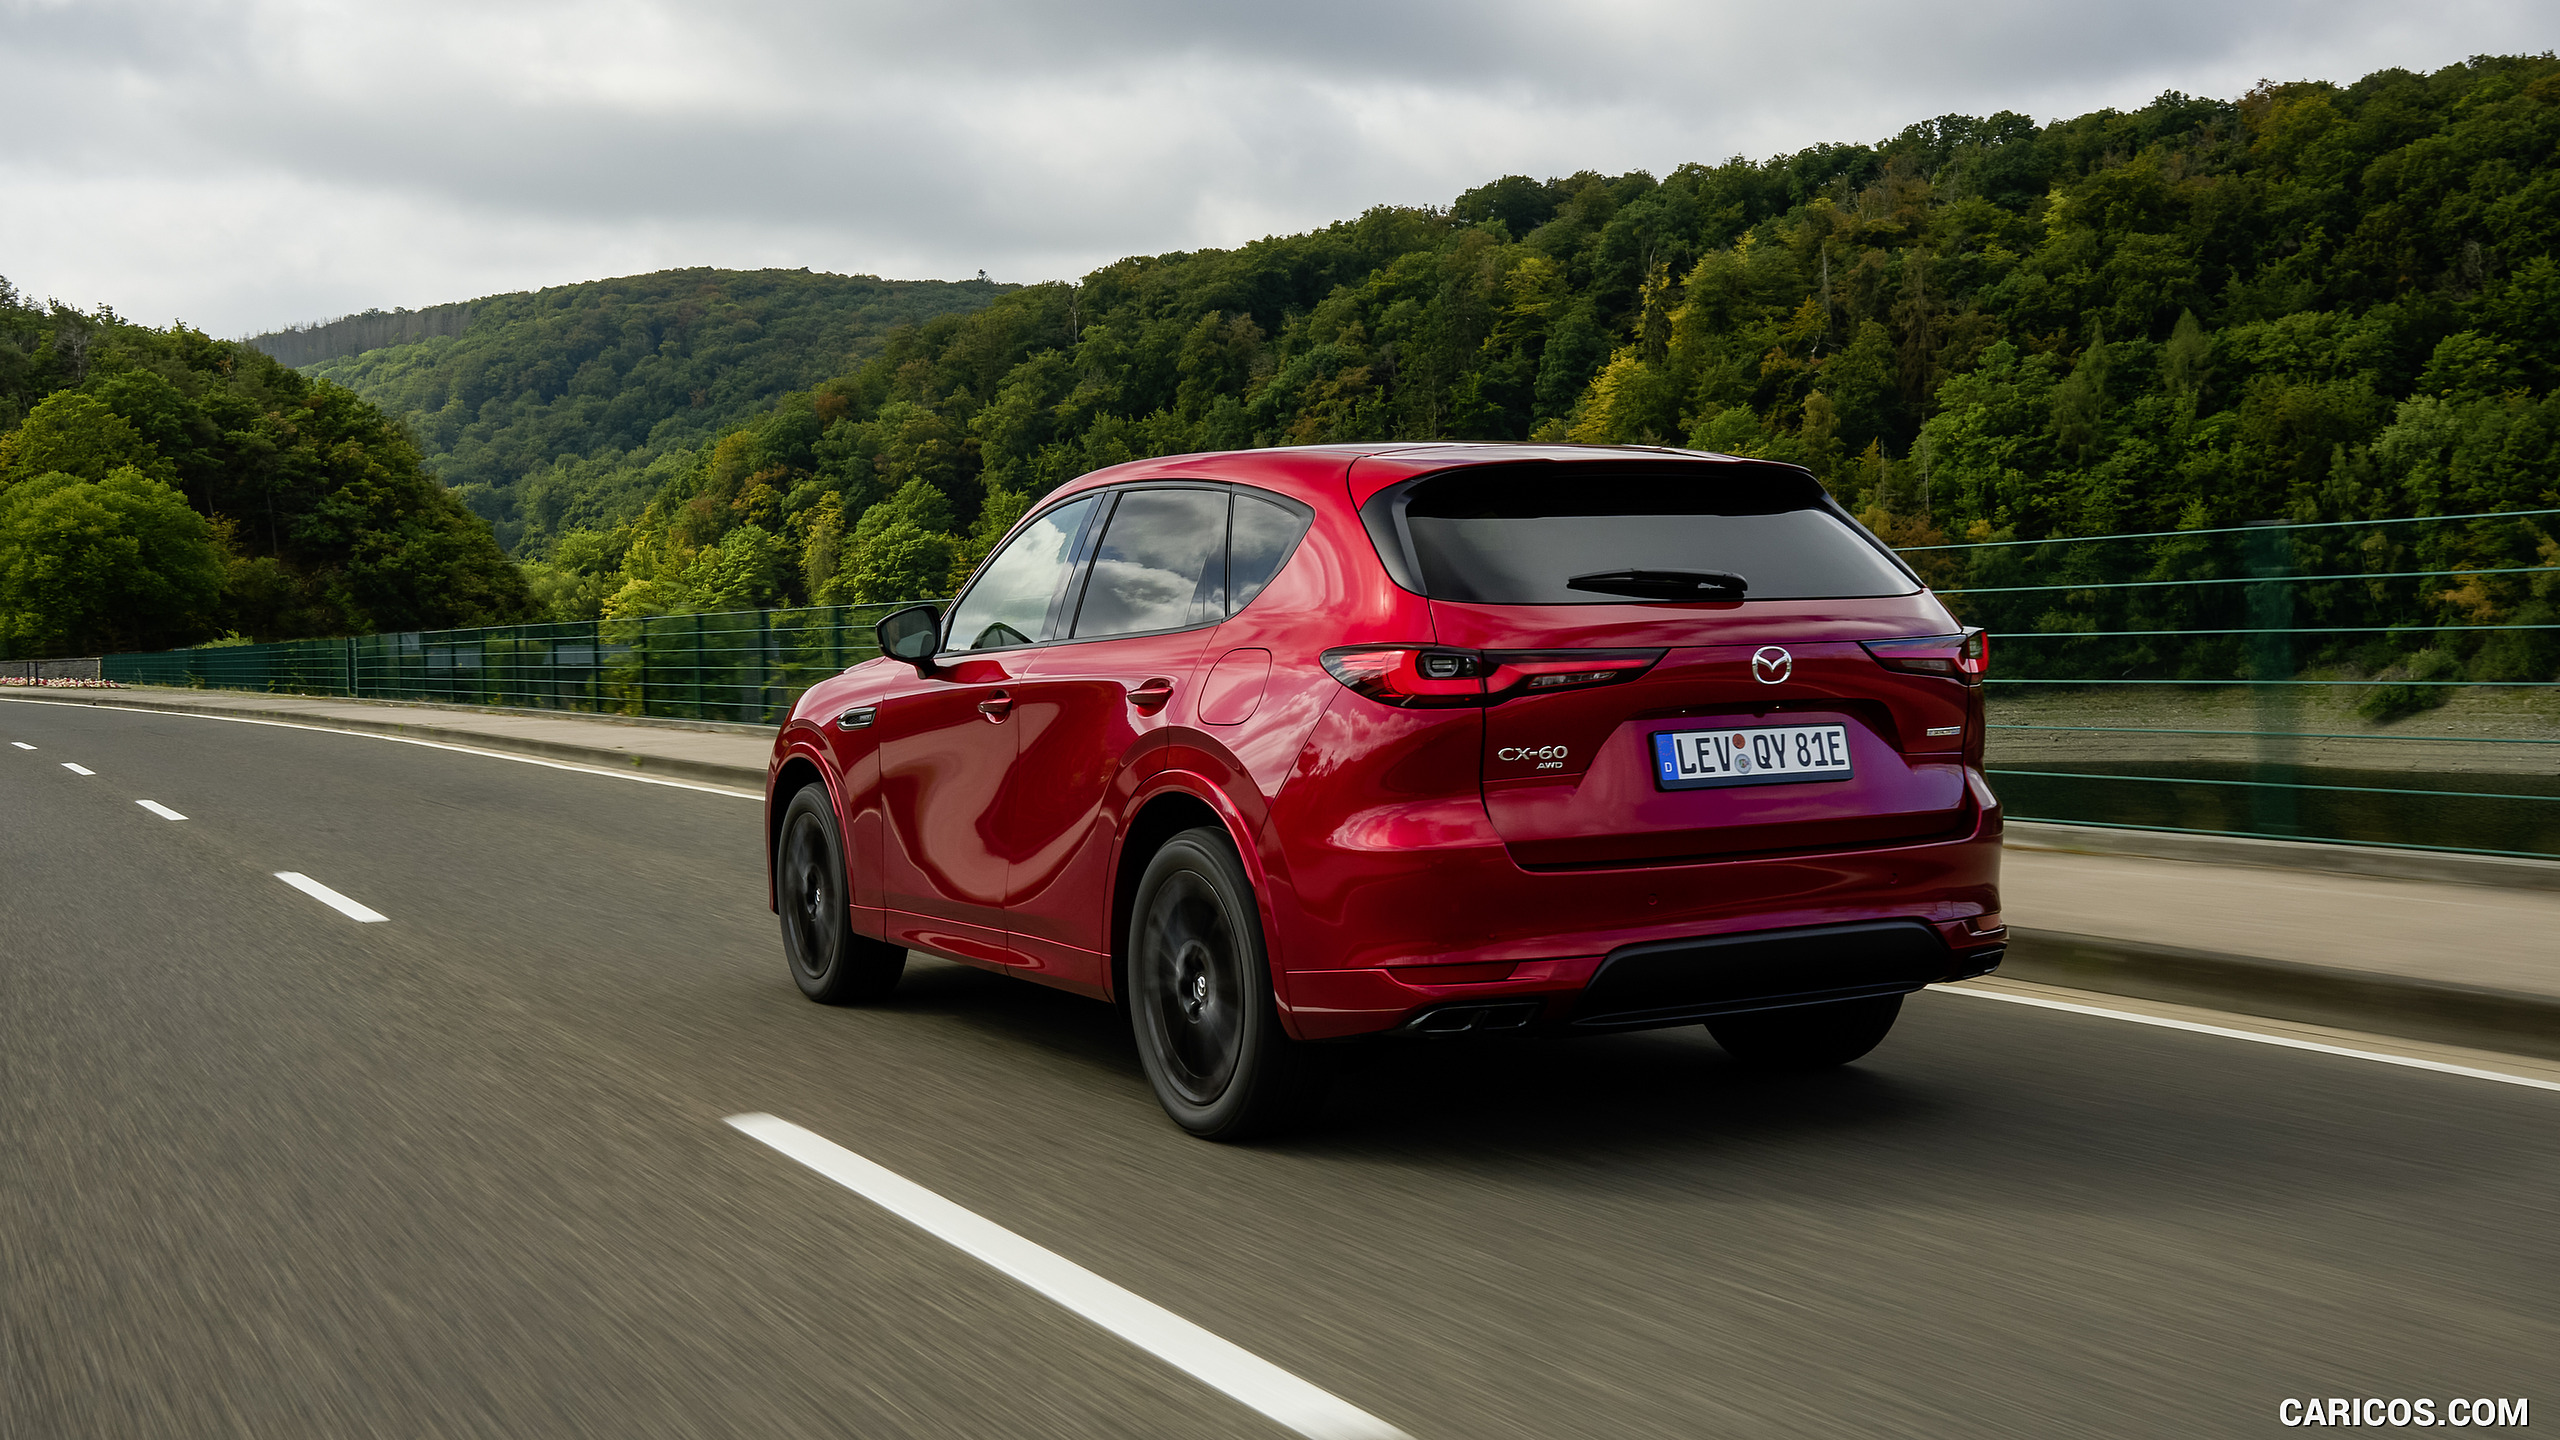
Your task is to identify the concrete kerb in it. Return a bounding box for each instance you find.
[17,686,2557,1061]
[1999,929,2560,1063]
[1997,822,2560,1060]
[2004,819,2560,893]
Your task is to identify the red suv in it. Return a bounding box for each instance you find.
[766,444,2004,1138]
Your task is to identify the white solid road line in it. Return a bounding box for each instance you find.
[0,698,756,799]
[61,762,94,775]
[135,800,188,821]
[273,872,389,923]
[726,1114,1412,1440]
[10,740,33,749]
[1932,984,2560,1093]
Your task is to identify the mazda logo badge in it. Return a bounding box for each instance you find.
[1751,646,1793,684]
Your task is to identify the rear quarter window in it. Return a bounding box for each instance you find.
[1229,491,1313,612]
[1371,463,1916,604]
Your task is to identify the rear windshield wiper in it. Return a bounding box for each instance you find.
[1565,568,1749,600]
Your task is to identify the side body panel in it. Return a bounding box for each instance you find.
[1144,469,1430,1009]
[1001,625,1215,993]
[769,657,907,942]
[873,654,1021,968]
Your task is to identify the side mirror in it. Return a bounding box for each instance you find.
[875,604,943,670]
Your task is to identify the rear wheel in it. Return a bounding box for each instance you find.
[1706,994,1902,1069]
[1128,827,1324,1140]
[777,785,905,1005]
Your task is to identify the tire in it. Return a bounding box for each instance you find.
[1127,827,1325,1140]
[1706,994,1903,1069]
[776,784,905,1005]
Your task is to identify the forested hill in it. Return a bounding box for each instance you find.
[299,268,1015,554]
[543,54,2560,662]
[248,304,476,367]
[0,285,534,657]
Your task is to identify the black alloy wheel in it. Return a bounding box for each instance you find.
[1705,993,1904,1068]
[1128,827,1324,1140]
[777,785,905,1005]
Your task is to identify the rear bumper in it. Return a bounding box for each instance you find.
[1349,921,2004,1040]
[1564,919,1999,1031]
[1272,795,2005,1040]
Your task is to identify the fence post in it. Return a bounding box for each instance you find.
[2244,521,2299,837]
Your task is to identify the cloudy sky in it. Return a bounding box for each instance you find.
[2,0,2549,338]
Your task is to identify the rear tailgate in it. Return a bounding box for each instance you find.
[1473,634,1972,867]
[1350,450,1983,868]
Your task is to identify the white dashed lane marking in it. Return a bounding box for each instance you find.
[10,741,33,750]
[274,872,388,923]
[136,800,188,821]
[61,762,94,775]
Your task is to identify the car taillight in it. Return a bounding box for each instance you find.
[1319,646,1663,708]
[1861,629,1989,686]
[1483,650,1663,698]
[1318,647,1486,707]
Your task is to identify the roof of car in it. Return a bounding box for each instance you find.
[1052,442,1782,510]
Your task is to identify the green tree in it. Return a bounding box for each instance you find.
[0,295,539,645]
[0,467,222,655]
[0,392,166,488]
[821,480,958,605]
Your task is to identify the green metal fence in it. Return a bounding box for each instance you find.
[1904,509,2560,861]
[100,602,939,726]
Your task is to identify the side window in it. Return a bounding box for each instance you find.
[1073,489,1230,639]
[943,495,1099,652]
[1228,491,1314,613]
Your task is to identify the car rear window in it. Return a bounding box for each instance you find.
[1369,463,1917,604]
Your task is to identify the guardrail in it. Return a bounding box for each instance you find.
[99,604,937,726]
[1903,509,2560,861]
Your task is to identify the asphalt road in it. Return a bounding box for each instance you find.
[6,697,2554,1439]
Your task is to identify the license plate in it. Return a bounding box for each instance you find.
[1651,723,1852,790]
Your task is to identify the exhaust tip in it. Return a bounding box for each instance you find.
[1408,1001,1543,1036]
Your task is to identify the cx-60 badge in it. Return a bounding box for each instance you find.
[1751,646,1793,684]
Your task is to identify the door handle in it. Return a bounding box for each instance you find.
[977,691,1014,722]
[1127,677,1176,712]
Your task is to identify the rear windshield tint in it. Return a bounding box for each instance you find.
[1376,464,1916,604]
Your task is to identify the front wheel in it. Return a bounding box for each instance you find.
[777,785,905,1005]
[1706,994,1903,1069]
[1128,827,1324,1140]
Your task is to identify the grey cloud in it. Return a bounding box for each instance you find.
[1,0,2549,334]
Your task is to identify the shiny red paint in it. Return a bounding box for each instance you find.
[767,442,2004,1041]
